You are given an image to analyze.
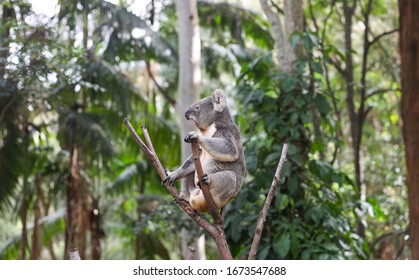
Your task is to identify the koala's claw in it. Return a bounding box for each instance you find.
[198,173,210,187]
[184,131,199,143]
[202,173,210,184]
[162,176,172,186]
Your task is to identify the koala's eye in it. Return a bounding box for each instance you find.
[195,105,199,110]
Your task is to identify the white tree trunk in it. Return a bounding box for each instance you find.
[176,0,201,161]
[259,0,303,74]
[175,0,204,260]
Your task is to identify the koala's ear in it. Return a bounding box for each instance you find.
[212,89,227,112]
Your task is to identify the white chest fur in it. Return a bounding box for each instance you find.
[198,123,217,174]
[199,123,216,138]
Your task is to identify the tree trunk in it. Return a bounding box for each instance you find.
[260,0,303,74]
[20,174,29,259]
[175,0,204,260]
[399,0,419,260]
[90,198,103,260]
[30,175,42,260]
[64,144,79,259]
[175,0,201,161]
[342,0,367,238]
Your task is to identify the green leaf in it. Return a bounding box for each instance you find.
[258,244,271,260]
[263,151,281,166]
[288,176,299,194]
[282,76,297,92]
[301,249,311,260]
[274,233,291,258]
[277,194,289,211]
[311,61,323,74]
[230,216,242,242]
[290,33,300,50]
[314,94,330,115]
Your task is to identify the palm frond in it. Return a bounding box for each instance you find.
[93,0,177,64]
[198,0,274,49]
[81,58,140,116]
[106,160,148,194]
[58,110,114,160]
[0,208,66,259]
[0,83,28,214]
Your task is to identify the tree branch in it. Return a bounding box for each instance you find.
[369,28,399,47]
[329,55,345,76]
[248,143,288,260]
[366,87,399,100]
[190,139,223,225]
[133,45,177,106]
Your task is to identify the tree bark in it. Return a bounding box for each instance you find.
[399,0,419,260]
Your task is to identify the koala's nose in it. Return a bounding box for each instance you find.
[184,109,190,120]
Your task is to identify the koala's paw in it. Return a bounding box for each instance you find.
[201,173,210,185]
[197,174,210,187]
[162,174,174,186]
[184,131,199,143]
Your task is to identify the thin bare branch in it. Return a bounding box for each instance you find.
[134,45,177,106]
[370,29,399,47]
[359,0,373,124]
[329,55,345,76]
[366,87,399,99]
[248,144,288,260]
[141,125,156,154]
[123,118,165,179]
[269,0,284,15]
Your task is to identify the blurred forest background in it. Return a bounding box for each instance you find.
[0,0,416,260]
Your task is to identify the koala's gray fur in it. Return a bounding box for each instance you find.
[162,89,246,212]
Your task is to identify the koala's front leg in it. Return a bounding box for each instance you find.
[199,136,239,162]
[162,154,195,187]
[162,154,196,202]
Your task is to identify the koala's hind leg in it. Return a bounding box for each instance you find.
[190,171,237,212]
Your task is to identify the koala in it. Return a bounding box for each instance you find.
[162,89,246,213]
